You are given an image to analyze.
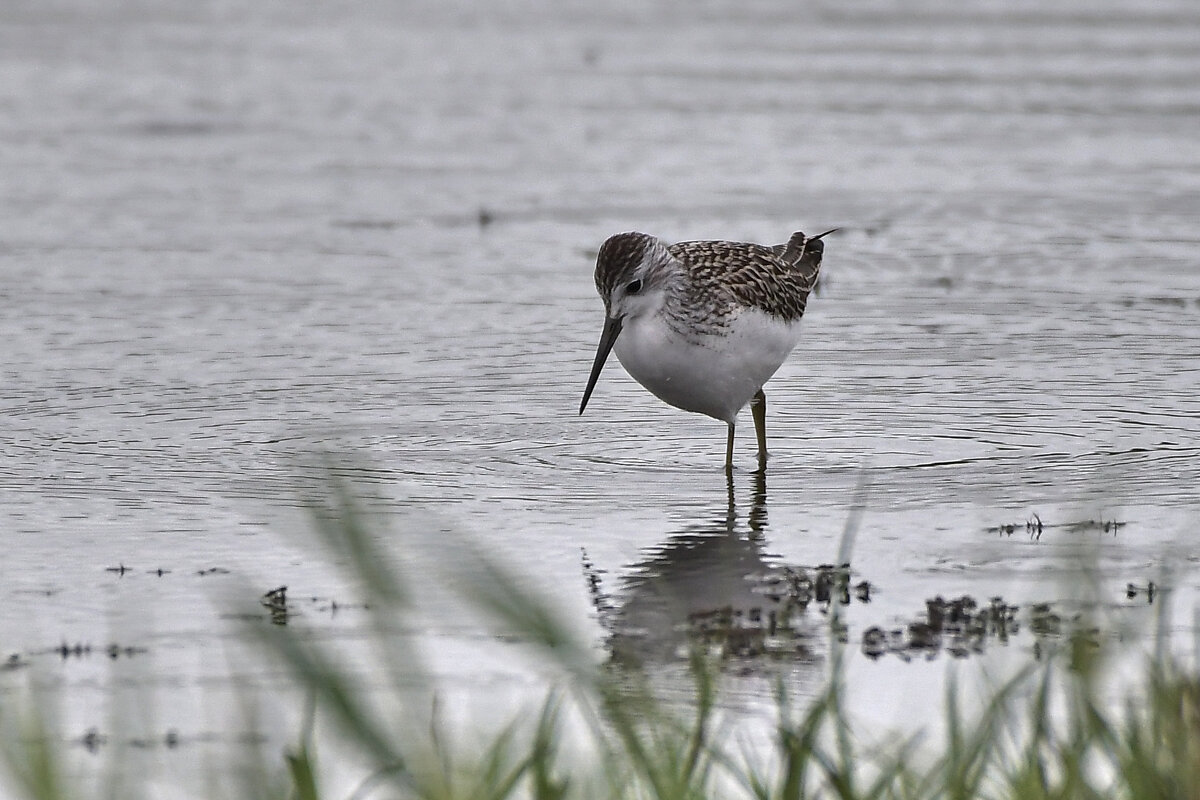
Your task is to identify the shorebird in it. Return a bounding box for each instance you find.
[579,228,833,470]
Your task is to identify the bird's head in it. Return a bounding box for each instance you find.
[593,231,676,323]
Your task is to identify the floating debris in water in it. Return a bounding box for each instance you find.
[74,727,249,753]
[751,563,858,611]
[862,591,1141,663]
[46,642,147,660]
[862,595,1019,662]
[262,585,289,625]
[129,729,184,750]
[308,595,368,615]
[106,644,148,659]
[989,513,1044,538]
[79,728,106,754]
[989,513,1126,539]
[1068,518,1126,534]
[55,642,92,659]
[1126,581,1157,603]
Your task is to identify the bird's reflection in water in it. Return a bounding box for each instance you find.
[592,469,856,672]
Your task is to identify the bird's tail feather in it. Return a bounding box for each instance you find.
[776,230,827,290]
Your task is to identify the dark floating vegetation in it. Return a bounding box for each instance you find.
[988,513,1126,539]
[262,584,290,626]
[103,564,234,578]
[858,594,1147,663]
[42,642,149,661]
[588,538,1155,669]
[1126,581,1157,602]
[863,595,1020,661]
[71,728,266,755]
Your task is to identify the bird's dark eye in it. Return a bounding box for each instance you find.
[626,279,643,295]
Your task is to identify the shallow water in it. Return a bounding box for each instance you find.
[2,0,1199,792]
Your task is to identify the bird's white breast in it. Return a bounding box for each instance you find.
[613,307,804,424]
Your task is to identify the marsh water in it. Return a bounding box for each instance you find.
[2,0,1200,792]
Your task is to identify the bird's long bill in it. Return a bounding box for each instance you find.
[579,315,622,415]
[813,228,839,240]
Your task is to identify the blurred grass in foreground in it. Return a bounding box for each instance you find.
[2,475,1199,800]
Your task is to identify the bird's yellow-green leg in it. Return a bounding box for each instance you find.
[751,388,768,467]
[725,422,735,473]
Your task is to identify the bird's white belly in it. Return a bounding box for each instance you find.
[614,308,803,424]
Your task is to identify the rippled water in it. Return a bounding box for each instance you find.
[2,0,1199,791]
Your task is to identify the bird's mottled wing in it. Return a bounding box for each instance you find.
[669,235,823,324]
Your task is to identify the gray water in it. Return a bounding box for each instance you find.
[2,0,1199,792]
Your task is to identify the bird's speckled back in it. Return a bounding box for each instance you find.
[669,233,823,327]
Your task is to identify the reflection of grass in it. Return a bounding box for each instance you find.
[2,478,1199,799]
